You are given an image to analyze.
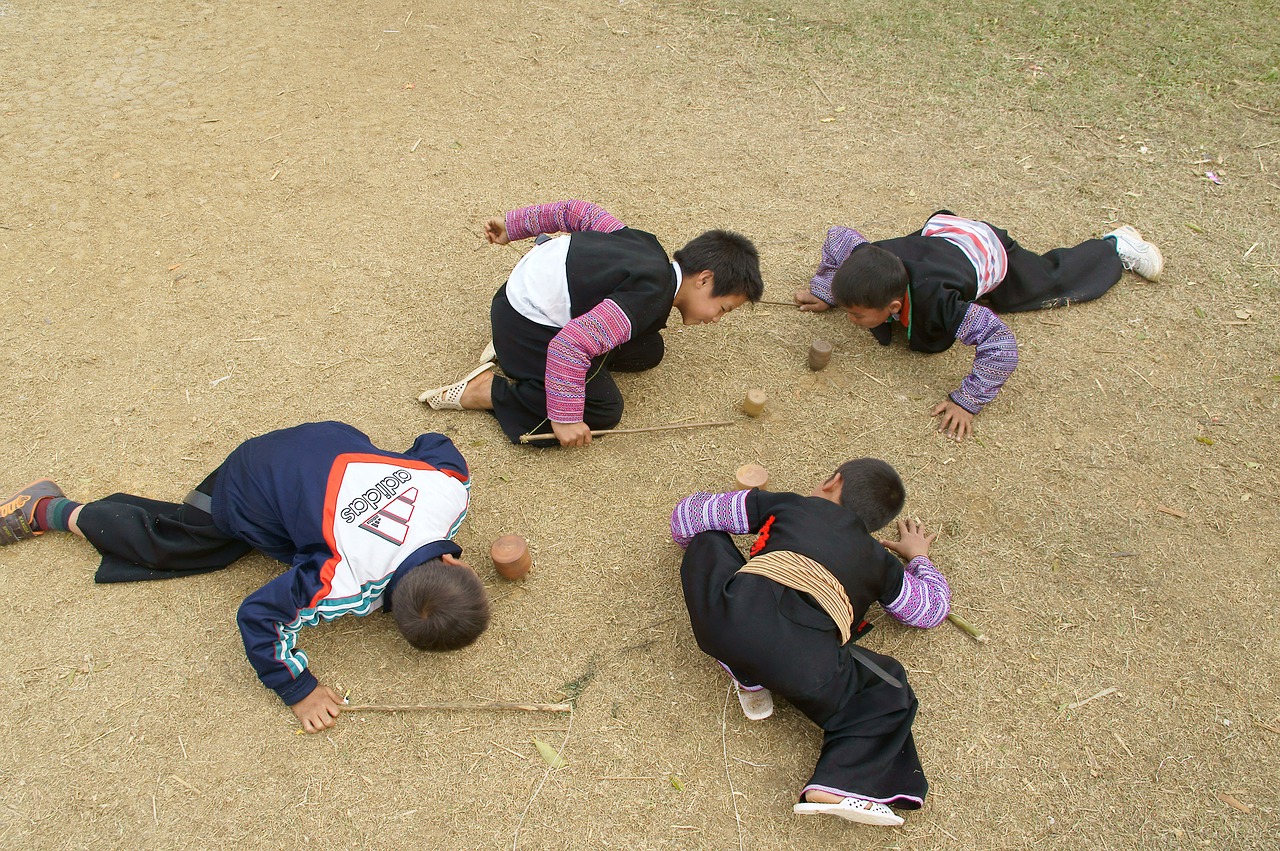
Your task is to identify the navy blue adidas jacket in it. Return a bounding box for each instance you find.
[209,421,470,705]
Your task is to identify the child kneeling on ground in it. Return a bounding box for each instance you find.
[670,459,950,826]
[0,421,489,732]
[419,199,763,447]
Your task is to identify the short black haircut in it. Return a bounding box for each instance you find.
[832,457,905,531]
[673,230,763,302]
[391,558,490,651]
[832,244,908,309]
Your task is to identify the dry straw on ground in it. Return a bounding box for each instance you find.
[2,0,1277,848]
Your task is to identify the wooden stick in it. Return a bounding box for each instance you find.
[519,420,733,444]
[946,611,989,643]
[343,701,572,713]
[757,299,797,306]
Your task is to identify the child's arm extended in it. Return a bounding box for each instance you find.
[670,490,752,548]
[794,225,868,311]
[879,517,951,628]
[544,299,633,446]
[488,200,626,244]
[932,303,1018,441]
[236,571,345,732]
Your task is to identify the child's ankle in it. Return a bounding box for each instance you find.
[33,497,80,533]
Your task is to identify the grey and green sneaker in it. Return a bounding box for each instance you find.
[0,479,65,545]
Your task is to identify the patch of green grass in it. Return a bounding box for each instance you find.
[667,1,1278,125]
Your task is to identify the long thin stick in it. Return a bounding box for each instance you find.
[519,419,733,444]
[757,299,797,306]
[344,701,571,713]
[946,611,989,643]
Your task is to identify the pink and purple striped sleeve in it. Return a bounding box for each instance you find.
[545,299,633,423]
[670,491,751,548]
[949,303,1018,414]
[883,556,951,628]
[809,226,869,306]
[505,200,626,242]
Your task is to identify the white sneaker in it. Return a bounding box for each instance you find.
[1105,225,1164,281]
[794,797,904,827]
[736,683,774,721]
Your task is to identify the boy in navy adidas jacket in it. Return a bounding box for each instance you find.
[0,421,490,732]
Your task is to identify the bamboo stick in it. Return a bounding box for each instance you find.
[343,701,572,713]
[946,611,988,643]
[519,420,733,444]
[757,299,797,306]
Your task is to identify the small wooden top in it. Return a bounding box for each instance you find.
[735,463,769,490]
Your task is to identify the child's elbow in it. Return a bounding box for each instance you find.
[924,593,952,629]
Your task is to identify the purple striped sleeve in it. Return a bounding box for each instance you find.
[545,299,633,423]
[505,200,626,241]
[949,303,1018,414]
[809,226,869,306]
[670,491,751,549]
[883,556,951,628]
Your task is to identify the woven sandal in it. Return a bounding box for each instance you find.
[794,797,904,827]
[0,478,65,545]
[418,362,494,409]
[736,683,774,721]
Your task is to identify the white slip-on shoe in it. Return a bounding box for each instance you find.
[1105,225,1164,281]
[793,797,904,827]
[736,683,774,721]
[479,340,497,364]
[417,362,494,409]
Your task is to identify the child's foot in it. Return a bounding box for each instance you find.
[418,363,495,410]
[736,683,774,721]
[1105,225,1164,281]
[794,795,904,827]
[0,479,65,545]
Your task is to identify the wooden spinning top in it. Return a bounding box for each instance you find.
[742,388,767,418]
[735,463,769,490]
[808,339,833,371]
[490,534,532,580]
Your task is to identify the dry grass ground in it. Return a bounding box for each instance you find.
[1,0,1277,848]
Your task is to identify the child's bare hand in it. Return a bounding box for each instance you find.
[291,684,344,733]
[551,420,593,447]
[794,289,831,312]
[881,517,938,562]
[930,399,974,442]
[484,216,509,245]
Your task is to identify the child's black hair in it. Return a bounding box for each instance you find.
[674,230,764,301]
[832,244,909,309]
[391,558,490,651]
[832,457,905,531]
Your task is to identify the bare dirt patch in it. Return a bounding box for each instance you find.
[2,1,1277,848]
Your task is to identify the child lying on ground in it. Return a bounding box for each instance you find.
[0,421,489,732]
[794,212,1163,440]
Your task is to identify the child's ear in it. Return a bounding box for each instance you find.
[888,299,903,314]
[822,472,843,496]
